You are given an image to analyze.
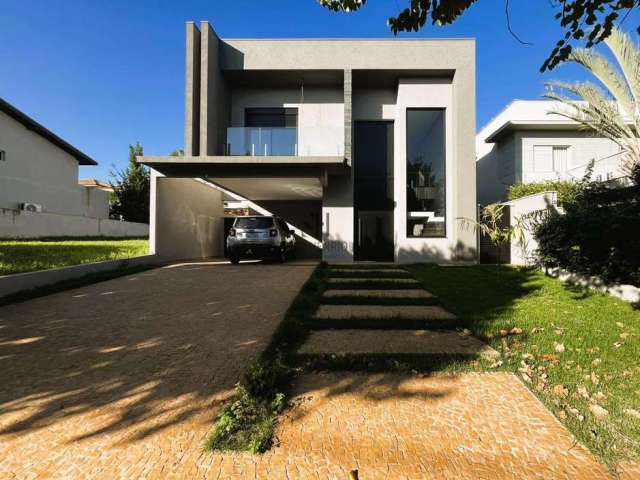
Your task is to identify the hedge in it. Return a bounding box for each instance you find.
[507,181,580,206]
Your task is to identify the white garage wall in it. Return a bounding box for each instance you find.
[154,177,224,260]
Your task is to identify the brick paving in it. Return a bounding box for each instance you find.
[0,260,315,479]
[266,372,612,479]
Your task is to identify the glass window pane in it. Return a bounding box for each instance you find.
[406,109,446,237]
[234,217,275,229]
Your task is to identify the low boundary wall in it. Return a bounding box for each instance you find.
[0,255,160,299]
[0,209,149,238]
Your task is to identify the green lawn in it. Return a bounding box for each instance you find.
[407,264,640,469]
[0,238,149,276]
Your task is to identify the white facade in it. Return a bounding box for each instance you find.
[477,100,623,204]
[0,104,110,222]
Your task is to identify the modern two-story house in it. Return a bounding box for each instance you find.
[477,100,624,204]
[139,22,477,263]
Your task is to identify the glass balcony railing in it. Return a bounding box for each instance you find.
[225,127,344,157]
[226,127,297,156]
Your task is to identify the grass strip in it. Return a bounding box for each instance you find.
[0,237,149,275]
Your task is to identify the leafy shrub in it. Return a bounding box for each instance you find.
[507,181,580,206]
[534,182,640,286]
[205,385,285,453]
[205,358,290,453]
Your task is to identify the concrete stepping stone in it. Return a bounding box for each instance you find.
[323,289,434,299]
[328,277,419,284]
[298,329,499,359]
[329,268,408,274]
[313,304,455,320]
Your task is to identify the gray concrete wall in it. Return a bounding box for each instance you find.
[220,38,475,72]
[0,111,109,218]
[200,22,229,156]
[155,177,224,260]
[0,209,149,238]
[343,69,352,164]
[184,22,201,156]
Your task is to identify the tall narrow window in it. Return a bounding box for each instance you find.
[406,109,446,238]
[552,146,569,172]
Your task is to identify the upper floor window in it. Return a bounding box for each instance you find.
[245,108,297,128]
[533,145,569,172]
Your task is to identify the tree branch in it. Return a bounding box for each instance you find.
[505,0,533,45]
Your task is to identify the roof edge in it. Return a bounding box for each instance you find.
[0,97,97,166]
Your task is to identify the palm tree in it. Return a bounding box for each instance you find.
[544,28,640,183]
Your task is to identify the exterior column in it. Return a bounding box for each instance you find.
[344,68,352,164]
[184,22,200,156]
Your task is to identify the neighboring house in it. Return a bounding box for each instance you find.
[0,97,108,218]
[0,97,147,238]
[138,21,476,263]
[79,178,114,193]
[476,100,623,204]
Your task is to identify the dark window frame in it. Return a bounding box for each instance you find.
[405,107,447,239]
[244,108,298,128]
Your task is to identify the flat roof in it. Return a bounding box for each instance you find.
[0,97,97,166]
[484,120,583,143]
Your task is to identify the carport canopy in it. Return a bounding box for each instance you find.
[138,155,349,201]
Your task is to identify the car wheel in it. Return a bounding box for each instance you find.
[277,245,287,263]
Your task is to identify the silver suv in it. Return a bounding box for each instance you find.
[227,216,296,264]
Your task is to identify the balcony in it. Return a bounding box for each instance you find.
[225,127,344,157]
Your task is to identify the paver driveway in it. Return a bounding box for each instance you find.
[0,260,315,479]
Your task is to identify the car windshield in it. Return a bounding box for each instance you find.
[234,217,275,229]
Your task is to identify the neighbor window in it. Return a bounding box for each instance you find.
[0,150,5,161]
[406,109,446,238]
[533,145,569,172]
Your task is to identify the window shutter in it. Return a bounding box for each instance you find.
[533,146,553,172]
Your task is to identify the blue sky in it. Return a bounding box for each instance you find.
[1,0,638,181]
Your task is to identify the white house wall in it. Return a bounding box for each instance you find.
[0,110,107,218]
[230,87,344,156]
[520,131,620,183]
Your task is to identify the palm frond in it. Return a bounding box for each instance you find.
[568,47,635,117]
[604,29,640,110]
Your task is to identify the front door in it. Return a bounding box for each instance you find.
[354,121,394,261]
